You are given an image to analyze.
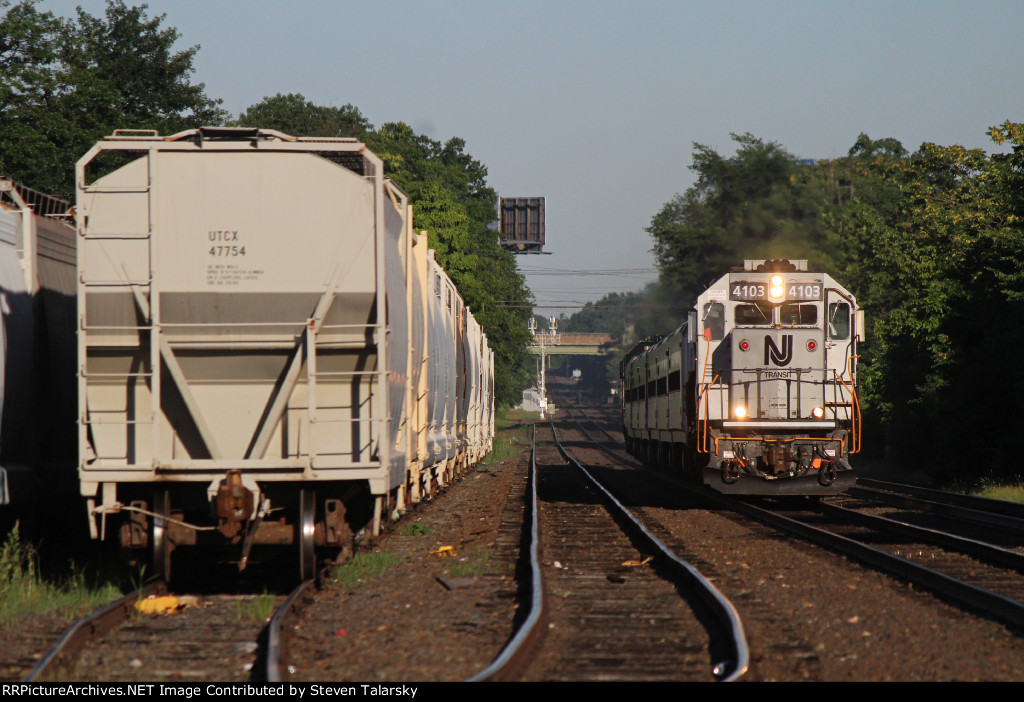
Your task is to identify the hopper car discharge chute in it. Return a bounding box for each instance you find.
[76,128,494,581]
[620,259,863,495]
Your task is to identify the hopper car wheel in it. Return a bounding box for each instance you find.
[152,490,173,583]
[299,489,316,580]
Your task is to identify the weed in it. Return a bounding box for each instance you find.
[399,522,430,536]
[970,480,1024,504]
[334,551,400,589]
[480,409,534,468]
[0,523,122,626]
[237,591,276,621]
[445,548,492,578]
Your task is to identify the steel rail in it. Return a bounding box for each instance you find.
[24,581,167,681]
[819,501,1024,573]
[856,478,1024,523]
[550,422,750,682]
[704,491,1024,630]
[265,579,317,682]
[468,424,543,682]
[850,482,1024,533]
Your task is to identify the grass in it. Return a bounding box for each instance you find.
[398,522,430,536]
[0,523,123,626]
[479,408,537,468]
[333,550,400,589]
[237,591,276,621]
[445,548,493,578]
[968,479,1024,504]
[863,458,1024,504]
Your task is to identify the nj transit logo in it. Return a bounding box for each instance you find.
[764,335,793,366]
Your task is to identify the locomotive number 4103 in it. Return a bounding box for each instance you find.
[730,281,822,301]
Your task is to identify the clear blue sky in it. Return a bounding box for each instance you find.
[41,0,1024,316]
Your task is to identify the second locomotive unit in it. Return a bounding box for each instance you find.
[621,259,864,494]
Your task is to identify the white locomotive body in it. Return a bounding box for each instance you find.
[622,259,863,494]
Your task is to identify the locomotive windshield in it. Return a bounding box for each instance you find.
[828,302,851,339]
[702,302,725,339]
[780,302,817,325]
[734,303,772,325]
[733,302,818,326]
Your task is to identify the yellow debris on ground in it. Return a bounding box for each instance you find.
[621,556,653,567]
[134,595,199,615]
[430,546,456,558]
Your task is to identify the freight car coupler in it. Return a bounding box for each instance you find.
[214,470,255,538]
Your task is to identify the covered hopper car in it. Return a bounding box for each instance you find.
[621,259,863,495]
[0,180,77,514]
[76,128,493,580]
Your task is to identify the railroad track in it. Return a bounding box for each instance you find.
[24,579,316,682]
[562,404,1024,627]
[474,423,748,682]
[705,492,1024,630]
[843,479,1024,546]
[554,402,1024,676]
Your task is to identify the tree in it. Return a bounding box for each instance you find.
[0,0,225,197]
[824,124,1024,476]
[233,93,369,138]
[647,133,832,314]
[365,121,534,407]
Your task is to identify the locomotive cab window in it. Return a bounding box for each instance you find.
[702,302,725,339]
[780,303,818,326]
[828,302,851,340]
[734,303,772,326]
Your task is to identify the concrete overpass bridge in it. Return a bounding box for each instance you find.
[526,332,618,355]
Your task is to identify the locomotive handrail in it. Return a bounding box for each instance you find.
[833,359,861,453]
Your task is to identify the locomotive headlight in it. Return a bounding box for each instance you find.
[733,406,747,419]
[811,406,825,419]
[768,275,785,302]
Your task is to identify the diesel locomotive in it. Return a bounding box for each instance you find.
[621,259,863,494]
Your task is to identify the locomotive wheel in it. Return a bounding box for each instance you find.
[152,490,173,583]
[299,489,316,580]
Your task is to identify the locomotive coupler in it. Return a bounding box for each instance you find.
[818,461,838,487]
[765,445,791,475]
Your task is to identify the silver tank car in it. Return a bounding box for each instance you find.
[76,128,494,579]
[621,259,863,495]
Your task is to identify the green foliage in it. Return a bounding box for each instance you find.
[445,548,492,578]
[0,523,122,625]
[0,0,226,198]
[647,133,834,311]
[398,522,430,536]
[970,480,1024,504]
[233,93,369,138]
[333,550,400,589]
[560,286,656,335]
[236,591,276,621]
[822,124,1024,473]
